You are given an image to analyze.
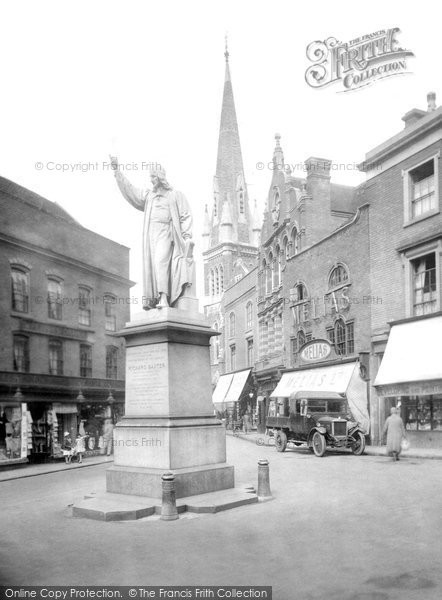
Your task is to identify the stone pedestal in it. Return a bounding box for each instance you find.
[106,307,234,499]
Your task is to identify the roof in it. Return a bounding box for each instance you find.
[0,176,81,225]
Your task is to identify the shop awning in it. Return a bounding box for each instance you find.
[212,369,251,406]
[271,362,370,433]
[374,316,442,396]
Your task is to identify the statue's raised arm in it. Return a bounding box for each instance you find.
[110,155,146,211]
[111,160,194,311]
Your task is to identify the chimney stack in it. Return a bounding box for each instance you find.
[427,91,437,112]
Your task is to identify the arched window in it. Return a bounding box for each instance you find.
[329,265,349,289]
[246,301,253,330]
[11,267,29,313]
[239,191,244,214]
[283,237,289,261]
[260,259,267,296]
[331,318,354,356]
[292,282,308,303]
[229,312,236,338]
[274,245,281,287]
[213,197,217,218]
[219,266,224,292]
[267,252,273,292]
[214,267,219,295]
[291,228,298,256]
[297,329,306,349]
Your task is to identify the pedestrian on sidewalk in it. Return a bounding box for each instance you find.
[382,407,407,461]
[74,433,86,464]
[103,419,114,457]
[62,432,74,464]
[243,410,252,434]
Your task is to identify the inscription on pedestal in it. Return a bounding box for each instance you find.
[125,344,168,416]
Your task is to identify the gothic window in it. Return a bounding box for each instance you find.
[267,252,273,293]
[47,278,63,320]
[291,228,298,256]
[230,344,236,371]
[292,282,308,303]
[219,265,224,292]
[283,237,289,262]
[11,267,29,313]
[329,265,349,289]
[247,338,254,367]
[274,245,281,287]
[215,267,219,295]
[239,191,244,214]
[212,322,220,363]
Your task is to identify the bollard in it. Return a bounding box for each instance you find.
[257,459,272,501]
[161,472,179,521]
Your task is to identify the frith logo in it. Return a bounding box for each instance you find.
[305,28,414,92]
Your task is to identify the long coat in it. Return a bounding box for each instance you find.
[382,414,406,454]
[115,171,193,306]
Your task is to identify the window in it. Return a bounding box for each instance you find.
[49,339,63,375]
[405,395,442,431]
[412,253,437,315]
[219,266,224,292]
[78,287,91,326]
[283,237,289,261]
[297,329,306,349]
[291,283,308,303]
[247,338,254,367]
[47,279,62,320]
[230,344,236,371]
[209,269,215,296]
[267,253,273,293]
[329,265,348,289]
[333,318,354,356]
[80,344,92,377]
[410,160,436,219]
[291,228,298,256]
[274,245,281,288]
[229,312,236,337]
[246,302,253,330]
[11,268,29,313]
[104,295,116,331]
[106,346,118,379]
[215,267,219,295]
[239,191,244,214]
[13,335,29,372]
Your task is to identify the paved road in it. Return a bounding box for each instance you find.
[1,436,442,600]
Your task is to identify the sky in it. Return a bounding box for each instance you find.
[0,0,440,306]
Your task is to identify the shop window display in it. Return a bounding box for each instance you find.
[0,403,28,462]
[404,395,442,431]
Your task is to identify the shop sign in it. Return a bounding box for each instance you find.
[299,339,332,363]
[377,380,442,397]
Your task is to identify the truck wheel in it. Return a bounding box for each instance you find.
[275,431,287,452]
[312,432,326,457]
[350,431,366,455]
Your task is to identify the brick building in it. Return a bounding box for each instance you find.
[362,92,442,447]
[0,176,133,465]
[254,136,370,432]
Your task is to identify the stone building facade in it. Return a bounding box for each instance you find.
[0,176,133,465]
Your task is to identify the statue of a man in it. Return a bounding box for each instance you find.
[110,157,194,310]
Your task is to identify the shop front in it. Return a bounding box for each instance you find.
[374,315,442,449]
[0,397,29,465]
[212,369,253,428]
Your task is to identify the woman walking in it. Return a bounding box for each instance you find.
[382,407,407,461]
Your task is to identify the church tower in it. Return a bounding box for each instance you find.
[203,41,259,305]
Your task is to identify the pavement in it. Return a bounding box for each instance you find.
[227,429,442,460]
[0,454,114,482]
[2,434,442,598]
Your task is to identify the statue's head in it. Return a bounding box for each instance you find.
[150,166,171,191]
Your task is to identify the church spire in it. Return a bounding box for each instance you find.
[211,41,250,246]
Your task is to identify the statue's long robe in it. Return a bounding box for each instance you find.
[115,171,192,307]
